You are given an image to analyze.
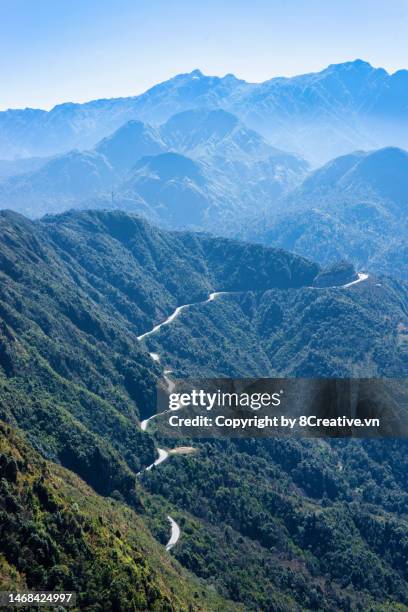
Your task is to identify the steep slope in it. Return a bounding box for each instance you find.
[257,147,408,279]
[0,209,318,500]
[144,435,408,611]
[159,109,308,223]
[291,147,408,217]
[231,59,405,163]
[0,122,165,218]
[0,421,234,611]
[140,275,408,611]
[146,271,407,379]
[118,152,241,230]
[161,108,277,160]
[2,60,408,162]
[95,120,166,173]
[0,209,407,610]
[138,273,407,610]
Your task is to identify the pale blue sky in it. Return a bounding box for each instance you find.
[1,0,408,110]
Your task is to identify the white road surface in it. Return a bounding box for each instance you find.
[165,515,181,551]
[137,291,227,342]
[343,272,369,288]
[138,280,371,554]
[143,447,169,472]
[137,448,181,554]
[140,414,157,432]
[137,449,181,552]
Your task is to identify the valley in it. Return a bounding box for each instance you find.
[0,209,406,609]
[0,94,406,283]
[0,56,407,611]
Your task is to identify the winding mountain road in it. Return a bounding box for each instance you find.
[136,291,227,342]
[137,292,227,552]
[145,447,169,471]
[137,446,180,551]
[136,276,369,552]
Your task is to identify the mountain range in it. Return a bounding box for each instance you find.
[2,60,408,164]
[255,146,408,280]
[1,60,407,609]
[0,61,407,287]
[1,118,405,280]
[0,109,307,232]
[0,209,407,609]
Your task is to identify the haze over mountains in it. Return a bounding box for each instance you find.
[255,146,408,280]
[0,109,307,233]
[0,56,407,609]
[1,60,408,164]
[0,84,406,280]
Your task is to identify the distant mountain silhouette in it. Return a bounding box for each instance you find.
[0,150,115,217]
[161,108,274,160]
[0,111,307,230]
[2,60,408,162]
[258,146,408,279]
[95,120,166,172]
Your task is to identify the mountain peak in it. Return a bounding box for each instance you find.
[325,58,387,75]
[95,119,165,171]
[160,108,244,155]
[330,58,373,69]
[190,68,204,78]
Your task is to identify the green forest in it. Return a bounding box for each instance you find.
[0,209,407,610]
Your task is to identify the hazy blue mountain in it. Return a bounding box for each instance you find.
[160,108,274,159]
[285,146,408,219]
[231,59,408,163]
[117,152,235,228]
[0,70,246,159]
[258,146,408,279]
[127,69,247,126]
[2,60,408,162]
[95,119,166,172]
[0,150,116,217]
[0,110,307,230]
[0,120,167,217]
[112,110,308,231]
[160,109,308,202]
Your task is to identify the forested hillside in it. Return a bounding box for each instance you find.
[145,275,407,378]
[0,208,316,510]
[142,270,408,610]
[0,421,234,611]
[0,209,407,610]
